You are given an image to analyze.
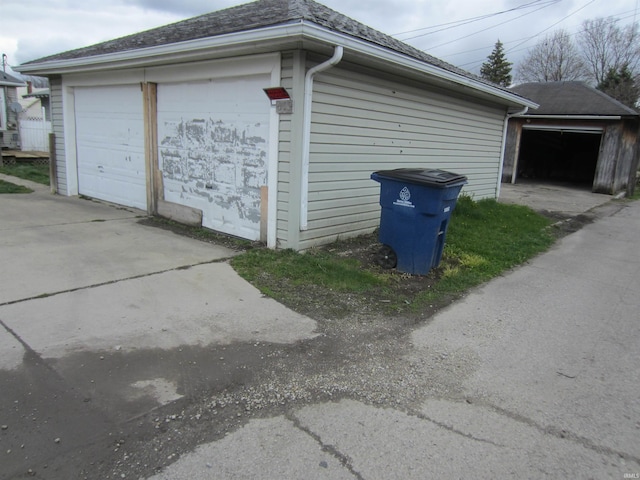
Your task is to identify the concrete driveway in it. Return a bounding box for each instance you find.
[499,179,614,216]
[0,175,317,478]
[2,175,639,479]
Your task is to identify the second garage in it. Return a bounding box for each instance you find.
[74,85,147,211]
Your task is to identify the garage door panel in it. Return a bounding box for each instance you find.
[75,86,146,210]
[157,75,270,240]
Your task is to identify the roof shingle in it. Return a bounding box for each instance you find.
[21,0,500,92]
[511,81,638,117]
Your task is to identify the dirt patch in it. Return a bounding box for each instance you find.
[140,216,452,321]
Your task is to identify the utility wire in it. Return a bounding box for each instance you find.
[503,0,598,56]
[446,9,637,60]
[424,1,560,51]
[458,0,612,71]
[393,0,560,39]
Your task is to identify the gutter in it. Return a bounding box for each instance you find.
[15,22,534,110]
[513,114,623,120]
[300,45,344,231]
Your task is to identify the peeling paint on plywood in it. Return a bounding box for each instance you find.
[156,75,271,240]
[159,116,268,238]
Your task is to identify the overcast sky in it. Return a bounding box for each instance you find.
[1,0,637,77]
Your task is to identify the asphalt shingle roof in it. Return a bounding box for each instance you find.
[511,81,638,117]
[0,70,25,87]
[21,0,504,93]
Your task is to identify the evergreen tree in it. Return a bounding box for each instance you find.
[597,65,639,109]
[480,40,513,87]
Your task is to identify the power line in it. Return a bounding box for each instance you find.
[393,0,560,39]
[444,8,638,59]
[503,0,597,56]
[455,7,635,70]
[459,5,632,71]
[422,0,561,51]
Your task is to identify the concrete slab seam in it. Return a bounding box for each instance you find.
[465,399,640,466]
[0,258,236,307]
[286,410,365,480]
[0,215,144,233]
[405,405,505,448]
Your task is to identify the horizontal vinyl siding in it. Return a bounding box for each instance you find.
[299,67,506,249]
[49,77,67,194]
[276,52,294,247]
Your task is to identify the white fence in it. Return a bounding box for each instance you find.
[19,116,51,152]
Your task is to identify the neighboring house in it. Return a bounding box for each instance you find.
[19,75,51,120]
[16,0,535,250]
[0,70,26,150]
[502,81,639,195]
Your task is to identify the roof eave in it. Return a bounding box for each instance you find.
[513,114,630,120]
[299,23,537,109]
[15,21,535,109]
[0,80,26,87]
[14,23,303,75]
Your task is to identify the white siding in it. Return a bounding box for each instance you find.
[50,77,66,194]
[299,67,506,249]
[276,52,295,247]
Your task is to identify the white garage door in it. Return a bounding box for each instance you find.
[157,74,270,240]
[74,85,146,210]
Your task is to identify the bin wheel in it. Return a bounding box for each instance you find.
[376,245,397,269]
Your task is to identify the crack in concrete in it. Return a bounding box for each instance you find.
[0,258,234,307]
[0,316,45,365]
[287,410,365,480]
[0,214,144,232]
[474,399,640,466]
[407,407,506,448]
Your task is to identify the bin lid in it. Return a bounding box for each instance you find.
[371,168,467,187]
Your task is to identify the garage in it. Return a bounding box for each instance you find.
[156,74,271,240]
[517,127,602,186]
[503,82,639,195]
[18,0,543,250]
[74,85,146,210]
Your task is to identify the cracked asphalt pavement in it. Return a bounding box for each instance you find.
[1,175,639,479]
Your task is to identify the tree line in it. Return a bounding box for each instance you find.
[479,17,640,109]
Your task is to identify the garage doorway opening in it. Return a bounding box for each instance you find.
[516,129,602,188]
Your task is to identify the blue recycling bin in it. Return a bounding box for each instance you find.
[370,168,467,275]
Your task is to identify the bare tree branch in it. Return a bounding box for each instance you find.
[516,30,585,83]
[580,18,640,84]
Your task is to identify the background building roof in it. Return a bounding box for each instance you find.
[0,70,25,87]
[511,81,638,117]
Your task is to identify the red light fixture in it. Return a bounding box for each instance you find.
[263,87,290,101]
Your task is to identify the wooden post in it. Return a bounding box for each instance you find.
[48,133,57,194]
[260,186,268,244]
[511,122,523,184]
[142,82,159,214]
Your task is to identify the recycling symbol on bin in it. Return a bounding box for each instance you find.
[399,186,411,202]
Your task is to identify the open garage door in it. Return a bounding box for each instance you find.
[516,127,602,187]
[74,85,147,210]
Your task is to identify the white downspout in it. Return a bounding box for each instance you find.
[300,45,343,230]
[497,106,528,198]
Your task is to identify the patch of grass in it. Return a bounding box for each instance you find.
[232,248,387,293]
[0,179,33,194]
[414,196,554,305]
[231,195,555,318]
[0,164,50,185]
